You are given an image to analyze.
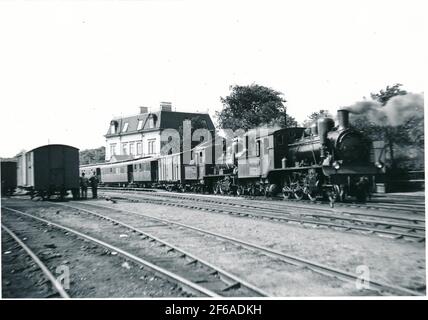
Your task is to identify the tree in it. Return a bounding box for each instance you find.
[79,147,105,165]
[216,84,297,131]
[370,83,407,105]
[302,109,332,127]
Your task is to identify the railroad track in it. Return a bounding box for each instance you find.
[1,223,70,298]
[99,186,425,214]
[54,201,423,296]
[99,190,426,242]
[2,205,267,298]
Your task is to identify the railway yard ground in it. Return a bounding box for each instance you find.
[1,189,426,298]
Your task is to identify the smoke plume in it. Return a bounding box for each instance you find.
[345,93,424,126]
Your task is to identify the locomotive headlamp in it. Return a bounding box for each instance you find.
[375,161,384,169]
[332,161,341,170]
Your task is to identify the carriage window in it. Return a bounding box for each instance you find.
[256,140,261,157]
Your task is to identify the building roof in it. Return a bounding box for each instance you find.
[105,111,215,137]
[109,154,134,162]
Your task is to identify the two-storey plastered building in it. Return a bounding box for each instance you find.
[105,102,215,161]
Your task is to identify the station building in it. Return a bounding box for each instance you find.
[104,102,215,161]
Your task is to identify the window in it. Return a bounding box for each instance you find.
[256,140,261,157]
[110,143,117,156]
[148,139,156,154]
[137,142,142,155]
[129,142,135,155]
[137,120,143,131]
[148,115,157,129]
[122,122,129,133]
[111,124,116,134]
[122,143,128,155]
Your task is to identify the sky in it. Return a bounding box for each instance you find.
[0,0,426,157]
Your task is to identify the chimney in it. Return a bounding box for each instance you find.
[337,109,350,130]
[160,101,172,112]
[139,106,148,114]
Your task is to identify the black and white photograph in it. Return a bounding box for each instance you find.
[0,0,426,307]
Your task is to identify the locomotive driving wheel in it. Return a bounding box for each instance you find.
[293,185,304,200]
[327,184,343,206]
[236,185,244,196]
[282,188,292,199]
[213,183,220,195]
[305,187,317,202]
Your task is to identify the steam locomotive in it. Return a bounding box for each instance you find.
[81,109,383,202]
[193,109,382,202]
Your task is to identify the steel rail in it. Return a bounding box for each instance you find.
[72,201,424,296]
[99,192,426,241]
[127,192,425,229]
[1,223,70,299]
[99,186,425,213]
[2,206,220,298]
[101,188,425,223]
[54,202,268,297]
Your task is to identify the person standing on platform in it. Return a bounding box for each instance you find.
[89,172,99,199]
[80,172,89,199]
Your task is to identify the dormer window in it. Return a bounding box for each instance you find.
[137,120,143,130]
[110,120,119,134]
[148,114,157,129]
[122,122,129,133]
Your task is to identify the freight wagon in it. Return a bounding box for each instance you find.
[1,160,17,196]
[17,144,80,199]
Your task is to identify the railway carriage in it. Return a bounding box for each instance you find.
[1,160,17,196]
[100,161,130,186]
[17,144,80,199]
[131,157,159,187]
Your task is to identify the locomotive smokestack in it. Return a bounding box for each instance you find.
[337,109,350,130]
